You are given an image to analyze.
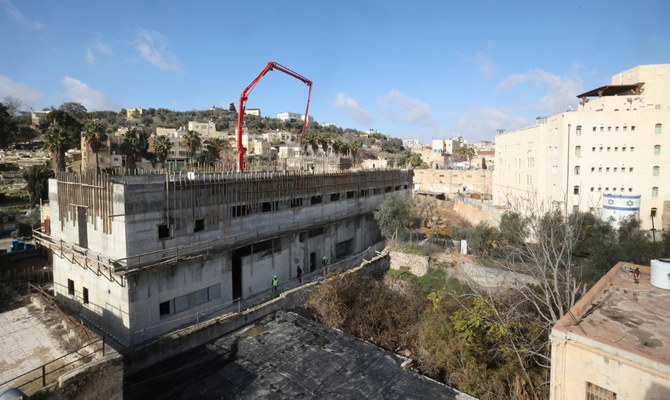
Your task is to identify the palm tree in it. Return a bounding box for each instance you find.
[457,146,476,169]
[349,140,362,167]
[298,133,311,153]
[43,125,71,171]
[82,122,108,172]
[317,133,331,155]
[152,135,173,167]
[182,130,201,163]
[332,139,344,156]
[121,135,144,170]
[307,133,319,155]
[466,147,476,169]
[207,137,227,164]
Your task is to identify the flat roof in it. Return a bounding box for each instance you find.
[554,262,670,368]
[125,311,473,399]
[576,83,643,99]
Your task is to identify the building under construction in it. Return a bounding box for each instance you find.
[36,169,412,346]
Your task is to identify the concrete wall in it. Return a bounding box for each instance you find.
[124,247,391,375]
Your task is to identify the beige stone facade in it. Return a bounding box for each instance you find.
[414,169,492,195]
[550,262,670,399]
[494,64,670,230]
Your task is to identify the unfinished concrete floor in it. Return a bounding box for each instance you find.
[0,305,74,391]
[125,311,473,399]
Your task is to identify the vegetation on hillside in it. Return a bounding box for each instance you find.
[312,195,670,399]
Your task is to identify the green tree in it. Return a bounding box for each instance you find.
[349,140,362,167]
[43,125,72,171]
[332,139,345,155]
[22,163,54,206]
[0,103,17,147]
[457,146,476,168]
[82,121,108,172]
[206,137,227,163]
[121,130,149,170]
[152,135,173,166]
[407,153,424,168]
[59,101,88,121]
[374,195,410,239]
[182,130,201,163]
[40,109,83,148]
[317,133,331,154]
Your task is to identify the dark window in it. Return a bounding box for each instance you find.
[68,279,74,296]
[651,208,658,217]
[346,191,355,199]
[308,227,324,238]
[159,301,170,316]
[83,287,89,304]
[360,189,369,197]
[299,232,307,242]
[573,186,580,195]
[373,188,381,194]
[395,186,400,191]
[291,198,303,208]
[262,202,272,213]
[158,224,170,239]
[232,205,248,217]
[385,186,392,193]
[311,195,322,205]
[194,219,205,232]
[330,193,340,201]
[404,184,408,189]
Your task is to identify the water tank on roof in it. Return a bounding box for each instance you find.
[601,193,640,229]
[650,259,670,290]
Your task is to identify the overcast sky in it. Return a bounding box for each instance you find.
[1,0,668,143]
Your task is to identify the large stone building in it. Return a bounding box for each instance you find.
[550,261,670,399]
[494,64,670,230]
[37,170,412,346]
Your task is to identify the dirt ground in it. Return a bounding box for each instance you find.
[431,199,471,228]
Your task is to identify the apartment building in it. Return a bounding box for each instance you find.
[494,64,670,230]
[277,112,314,124]
[432,137,465,157]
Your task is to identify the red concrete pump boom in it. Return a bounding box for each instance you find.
[236,61,312,172]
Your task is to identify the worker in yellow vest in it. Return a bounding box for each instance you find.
[272,275,278,293]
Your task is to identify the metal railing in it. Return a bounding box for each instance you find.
[130,240,386,346]
[0,283,105,395]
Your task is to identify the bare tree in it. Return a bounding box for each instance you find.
[450,197,589,399]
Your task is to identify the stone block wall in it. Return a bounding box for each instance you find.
[389,251,429,277]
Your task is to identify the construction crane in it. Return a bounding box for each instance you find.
[236,61,313,172]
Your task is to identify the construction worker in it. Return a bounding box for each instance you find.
[272,275,278,293]
[322,256,328,266]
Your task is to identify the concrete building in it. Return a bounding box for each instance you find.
[126,108,143,119]
[550,261,670,399]
[494,64,670,230]
[244,108,261,117]
[277,112,314,124]
[37,169,412,346]
[81,134,126,172]
[432,137,465,158]
[402,139,421,149]
[187,120,225,137]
